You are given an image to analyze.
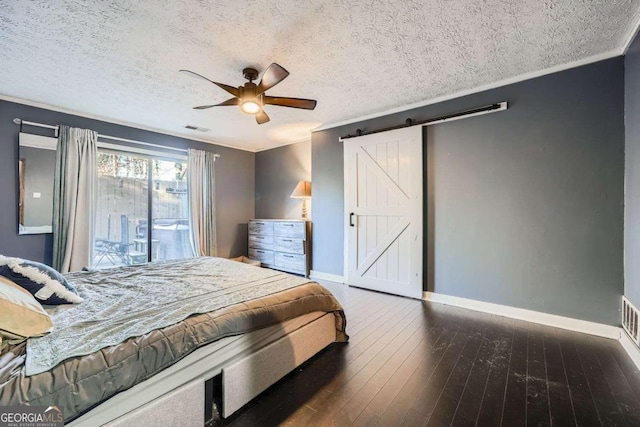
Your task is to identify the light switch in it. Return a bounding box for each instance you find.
[33,192,41,199]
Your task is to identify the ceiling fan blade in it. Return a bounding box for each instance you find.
[216,97,240,106]
[193,98,239,109]
[256,63,289,95]
[179,69,239,97]
[263,96,317,110]
[256,109,270,125]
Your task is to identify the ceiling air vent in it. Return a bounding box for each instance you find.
[184,125,210,132]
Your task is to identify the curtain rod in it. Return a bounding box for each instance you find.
[12,118,220,161]
[339,102,508,141]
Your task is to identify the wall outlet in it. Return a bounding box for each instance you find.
[33,192,41,198]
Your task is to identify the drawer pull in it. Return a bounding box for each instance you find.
[283,224,294,227]
[283,239,292,242]
[283,255,294,258]
[255,237,264,240]
[256,250,264,254]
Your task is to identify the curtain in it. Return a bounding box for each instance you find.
[52,126,98,272]
[188,149,217,257]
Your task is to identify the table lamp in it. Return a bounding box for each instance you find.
[290,180,311,219]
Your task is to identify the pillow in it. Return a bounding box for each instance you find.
[0,255,82,305]
[0,276,53,341]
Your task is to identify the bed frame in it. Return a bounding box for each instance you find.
[68,312,337,427]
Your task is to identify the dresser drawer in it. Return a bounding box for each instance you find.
[274,252,306,272]
[273,221,305,239]
[274,237,305,254]
[248,234,274,250]
[248,249,274,266]
[249,220,274,235]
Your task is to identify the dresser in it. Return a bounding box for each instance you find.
[248,219,311,277]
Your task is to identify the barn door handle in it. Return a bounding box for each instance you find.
[349,213,355,227]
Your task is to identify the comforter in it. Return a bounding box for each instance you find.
[0,257,347,421]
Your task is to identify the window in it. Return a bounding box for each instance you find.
[92,151,193,268]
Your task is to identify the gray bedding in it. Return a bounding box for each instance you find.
[0,257,347,421]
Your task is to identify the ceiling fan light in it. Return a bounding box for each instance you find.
[240,100,261,114]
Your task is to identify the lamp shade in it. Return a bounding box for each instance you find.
[290,180,311,199]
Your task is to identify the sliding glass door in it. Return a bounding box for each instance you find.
[150,159,191,262]
[93,151,192,268]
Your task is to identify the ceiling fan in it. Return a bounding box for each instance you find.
[180,63,317,125]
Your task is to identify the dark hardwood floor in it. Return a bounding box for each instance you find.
[221,282,640,426]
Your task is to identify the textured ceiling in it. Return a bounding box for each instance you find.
[0,1,639,151]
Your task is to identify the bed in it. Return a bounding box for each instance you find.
[0,256,348,426]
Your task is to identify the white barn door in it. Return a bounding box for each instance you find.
[344,126,423,299]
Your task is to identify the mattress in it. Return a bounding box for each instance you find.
[0,257,347,422]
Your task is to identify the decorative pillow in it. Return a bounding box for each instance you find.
[0,255,82,305]
[0,276,53,342]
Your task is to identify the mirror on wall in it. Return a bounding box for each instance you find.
[18,133,56,235]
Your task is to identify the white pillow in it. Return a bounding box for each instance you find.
[0,275,53,342]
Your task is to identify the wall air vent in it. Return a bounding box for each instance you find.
[623,296,640,347]
[184,125,210,132]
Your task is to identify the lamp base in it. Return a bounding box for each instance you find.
[301,199,308,220]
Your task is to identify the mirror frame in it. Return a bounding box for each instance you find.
[18,132,57,235]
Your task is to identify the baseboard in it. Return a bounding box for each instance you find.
[309,270,345,284]
[620,329,640,370]
[423,291,620,340]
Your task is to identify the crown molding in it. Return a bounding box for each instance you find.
[313,49,621,133]
[3,39,633,150]
[253,138,311,152]
[0,94,257,153]
[621,14,640,55]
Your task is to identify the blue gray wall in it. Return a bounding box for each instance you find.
[311,58,624,325]
[0,100,255,265]
[625,34,640,308]
[255,141,311,219]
